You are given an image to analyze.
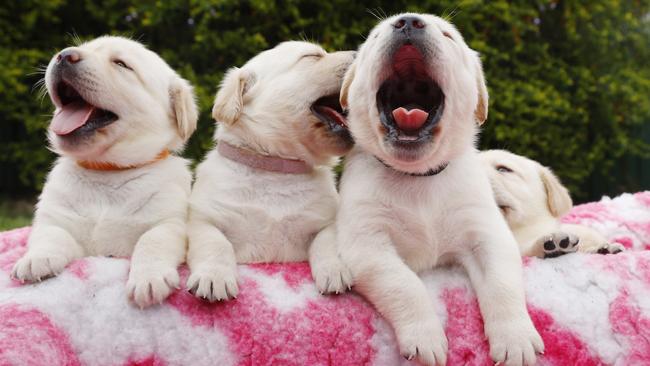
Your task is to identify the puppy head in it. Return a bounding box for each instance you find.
[341,13,488,173]
[212,41,356,166]
[479,150,573,227]
[44,36,198,165]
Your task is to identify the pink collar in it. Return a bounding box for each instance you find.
[217,141,312,174]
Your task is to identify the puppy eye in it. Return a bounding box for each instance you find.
[301,53,324,60]
[113,59,132,70]
[496,165,513,173]
[442,31,454,40]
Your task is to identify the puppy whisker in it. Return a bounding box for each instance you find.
[366,7,387,21]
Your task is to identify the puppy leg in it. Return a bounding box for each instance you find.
[460,230,544,366]
[127,219,186,308]
[343,236,447,366]
[186,218,238,302]
[561,223,624,255]
[12,225,84,282]
[309,224,353,294]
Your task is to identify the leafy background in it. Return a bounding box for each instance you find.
[1,0,649,228]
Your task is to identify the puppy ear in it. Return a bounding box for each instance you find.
[339,62,357,110]
[539,165,573,217]
[212,67,255,124]
[169,77,198,141]
[473,54,489,125]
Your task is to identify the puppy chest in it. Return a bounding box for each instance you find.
[220,203,333,263]
[206,175,338,262]
[373,204,445,268]
[56,192,170,256]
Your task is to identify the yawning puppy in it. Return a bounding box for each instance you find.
[480,149,624,258]
[328,14,543,365]
[186,41,355,301]
[11,36,198,308]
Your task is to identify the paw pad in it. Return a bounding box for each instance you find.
[596,243,625,255]
[542,232,579,259]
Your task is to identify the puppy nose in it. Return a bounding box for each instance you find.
[56,49,82,64]
[393,16,426,31]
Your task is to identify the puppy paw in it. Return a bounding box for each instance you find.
[186,265,238,302]
[594,242,625,255]
[486,318,544,366]
[11,253,70,282]
[127,264,179,308]
[397,320,448,366]
[311,257,353,295]
[539,232,579,259]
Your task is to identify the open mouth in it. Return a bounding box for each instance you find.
[51,81,118,137]
[311,94,347,132]
[377,44,444,143]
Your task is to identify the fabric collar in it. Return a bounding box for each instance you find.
[376,157,448,177]
[77,150,170,171]
[217,141,312,174]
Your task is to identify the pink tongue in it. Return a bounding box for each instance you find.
[51,101,95,136]
[392,107,429,131]
[314,105,347,127]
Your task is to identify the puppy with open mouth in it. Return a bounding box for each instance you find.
[186,41,355,301]
[329,14,544,365]
[11,36,198,308]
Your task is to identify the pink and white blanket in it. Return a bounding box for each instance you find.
[1,192,649,366]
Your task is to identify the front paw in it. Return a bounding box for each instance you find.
[186,265,238,302]
[486,318,544,366]
[127,264,179,308]
[396,319,448,366]
[11,253,70,282]
[311,257,353,295]
[539,232,579,259]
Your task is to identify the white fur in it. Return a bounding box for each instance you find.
[479,149,625,257]
[11,36,198,308]
[331,14,543,366]
[186,42,355,301]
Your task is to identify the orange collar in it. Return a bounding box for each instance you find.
[77,150,170,171]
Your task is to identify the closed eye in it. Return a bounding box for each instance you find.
[301,53,324,60]
[442,31,454,40]
[496,165,513,173]
[113,59,132,70]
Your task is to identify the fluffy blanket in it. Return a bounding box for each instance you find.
[1,192,649,366]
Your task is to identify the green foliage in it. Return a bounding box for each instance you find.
[0,197,34,230]
[1,0,648,201]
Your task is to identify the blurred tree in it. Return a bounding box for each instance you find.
[0,0,648,201]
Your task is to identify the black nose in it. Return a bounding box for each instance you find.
[56,49,82,64]
[393,16,426,31]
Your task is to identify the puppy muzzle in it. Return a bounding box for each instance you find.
[374,18,445,162]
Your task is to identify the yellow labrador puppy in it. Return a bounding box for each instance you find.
[480,149,625,258]
[186,42,355,301]
[11,36,198,308]
[329,14,543,366]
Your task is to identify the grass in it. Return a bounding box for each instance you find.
[0,198,34,231]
